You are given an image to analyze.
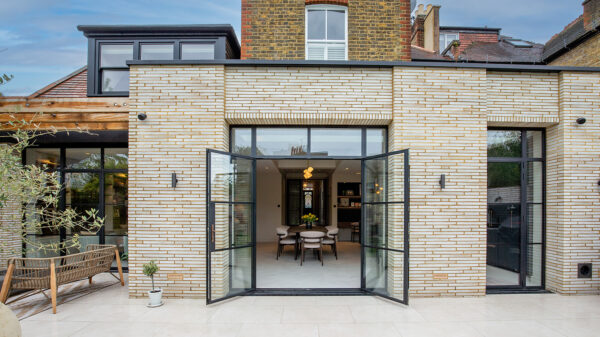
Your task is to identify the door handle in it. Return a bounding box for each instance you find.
[211,223,216,244]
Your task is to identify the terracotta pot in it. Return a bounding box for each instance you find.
[0,303,21,337]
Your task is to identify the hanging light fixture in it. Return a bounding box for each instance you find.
[303,160,313,179]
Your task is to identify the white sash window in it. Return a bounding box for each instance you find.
[306,5,348,61]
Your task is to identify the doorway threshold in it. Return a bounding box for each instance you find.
[251,288,367,296]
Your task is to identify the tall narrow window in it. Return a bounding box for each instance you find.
[306,5,347,60]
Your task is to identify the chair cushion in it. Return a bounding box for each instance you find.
[300,231,325,239]
[322,239,335,244]
[276,226,290,236]
[303,243,321,249]
[280,239,296,245]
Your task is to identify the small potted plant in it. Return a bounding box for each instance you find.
[143,260,163,307]
[301,213,318,229]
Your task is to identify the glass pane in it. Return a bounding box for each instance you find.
[100,44,133,67]
[307,10,326,40]
[488,162,520,203]
[104,148,128,169]
[66,148,101,169]
[106,235,128,268]
[210,152,253,202]
[363,247,405,301]
[25,148,60,170]
[311,128,361,157]
[140,43,174,60]
[25,235,61,258]
[65,172,100,242]
[364,203,404,251]
[527,162,543,203]
[527,131,543,158]
[486,201,521,286]
[366,129,386,156]
[210,247,252,300]
[65,235,100,255]
[256,128,307,156]
[526,244,543,287]
[327,10,345,40]
[488,130,521,157]
[213,203,252,250]
[104,173,128,236]
[363,155,405,203]
[181,43,214,60]
[231,128,252,155]
[102,70,129,92]
[527,204,543,244]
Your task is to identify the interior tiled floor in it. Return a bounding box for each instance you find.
[16,273,600,337]
[486,265,520,286]
[256,241,361,288]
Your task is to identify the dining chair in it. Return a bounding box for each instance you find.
[276,226,295,260]
[299,231,325,266]
[323,226,339,259]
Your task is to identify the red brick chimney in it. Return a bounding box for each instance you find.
[583,0,600,31]
[411,4,427,48]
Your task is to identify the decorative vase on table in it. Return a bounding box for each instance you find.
[301,213,318,230]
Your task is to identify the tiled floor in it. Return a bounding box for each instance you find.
[17,277,600,337]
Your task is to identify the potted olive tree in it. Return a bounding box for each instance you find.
[143,260,162,307]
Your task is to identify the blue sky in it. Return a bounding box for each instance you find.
[0,0,582,96]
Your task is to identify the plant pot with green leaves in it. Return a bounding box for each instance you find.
[143,260,162,307]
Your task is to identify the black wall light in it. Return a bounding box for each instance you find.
[576,117,587,125]
[172,173,178,188]
[138,112,147,121]
[439,174,446,189]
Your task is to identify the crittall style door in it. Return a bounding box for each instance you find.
[206,149,256,304]
[361,150,410,304]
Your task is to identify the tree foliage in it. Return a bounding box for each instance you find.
[0,116,104,256]
[0,73,13,96]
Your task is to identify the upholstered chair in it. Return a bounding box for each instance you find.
[323,226,339,259]
[276,226,295,259]
[299,231,325,266]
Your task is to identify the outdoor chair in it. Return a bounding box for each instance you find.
[299,231,325,266]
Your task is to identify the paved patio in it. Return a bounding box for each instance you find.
[17,275,600,337]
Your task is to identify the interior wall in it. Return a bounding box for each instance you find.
[256,161,283,243]
[330,161,361,241]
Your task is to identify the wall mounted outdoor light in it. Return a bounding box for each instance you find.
[172,173,178,188]
[439,174,446,189]
[576,117,587,125]
[138,112,147,121]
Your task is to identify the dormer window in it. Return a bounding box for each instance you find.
[100,44,133,93]
[306,5,347,61]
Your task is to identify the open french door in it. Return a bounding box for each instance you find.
[206,149,256,304]
[361,150,410,305]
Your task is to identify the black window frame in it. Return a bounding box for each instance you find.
[486,127,546,293]
[22,143,129,270]
[88,37,223,97]
[229,125,388,160]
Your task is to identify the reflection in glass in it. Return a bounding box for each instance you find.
[363,247,404,301]
[26,148,60,170]
[104,148,128,169]
[527,162,543,203]
[526,244,543,287]
[527,204,543,244]
[210,247,252,299]
[307,10,326,40]
[100,44,133,67]
[140,43,174,60]
[104,173,128,236]
[210,153,253,203]
[231,128,252,155]
[527,131,543,158]
[311,128,361,157]
[366,129,386,156]
[181,43,214,60]
[256,128,307,156]
[363,155,404,203]
[66,148,101,169]
[488,130,521,157]
[327,10,346,40]
[102,70,129,93]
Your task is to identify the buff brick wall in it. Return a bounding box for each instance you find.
[550,34,600,67]
[0,199,21,272]
[127,65,227,298]
[241,0,412,61]
[127,64,600,298]
[546,72,600,295]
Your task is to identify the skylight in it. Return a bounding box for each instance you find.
[507,39,533,47]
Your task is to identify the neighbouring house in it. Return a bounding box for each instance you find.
[543,0,600,66]
[1,0,599,305]
[411,4,544,64]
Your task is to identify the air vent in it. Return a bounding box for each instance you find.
[578,263,592,279]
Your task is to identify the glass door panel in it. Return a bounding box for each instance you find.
[361,150,409,304]
[207,150,256,304]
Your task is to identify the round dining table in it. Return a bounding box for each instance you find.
[286,225,327,260]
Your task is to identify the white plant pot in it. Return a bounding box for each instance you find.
[0,302,21,337]
[147,289,163,307]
